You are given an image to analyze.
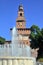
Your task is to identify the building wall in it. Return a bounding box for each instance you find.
[17,29,31,35]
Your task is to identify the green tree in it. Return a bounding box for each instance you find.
[30,25,43,58]
[30,25,40,48]
[38,28,43,58]
[0,36,5,45]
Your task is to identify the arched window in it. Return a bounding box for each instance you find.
[20,13,22,16]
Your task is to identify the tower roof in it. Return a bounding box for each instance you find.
[19,4,24,11]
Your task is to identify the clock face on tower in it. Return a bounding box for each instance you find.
[17,22,25,28]
[20,22,22,26]
[18,22,23,27]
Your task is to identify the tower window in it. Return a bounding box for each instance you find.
[20,13,22,16]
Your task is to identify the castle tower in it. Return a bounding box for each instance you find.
[16,5,26,29]
[16,5,31,46]
[10,5,31,46]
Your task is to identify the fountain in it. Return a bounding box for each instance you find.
[0,27,36,65]
[12,27,31,57]
[0,27,31,57]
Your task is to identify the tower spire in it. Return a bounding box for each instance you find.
[19,4,23,11]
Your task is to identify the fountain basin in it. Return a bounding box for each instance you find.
[0,57,36,65]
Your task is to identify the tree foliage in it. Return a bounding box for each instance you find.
[30,25,43,58]
[0,36,5,44]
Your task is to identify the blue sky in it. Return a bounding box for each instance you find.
[0,0,43,40]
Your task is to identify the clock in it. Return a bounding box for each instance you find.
[20,22,22,26]
[18,22,23,27]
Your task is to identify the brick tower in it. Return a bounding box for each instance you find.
[16,5,26,29]
[16,5,31,46]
